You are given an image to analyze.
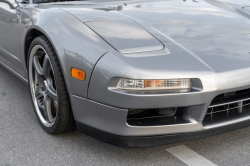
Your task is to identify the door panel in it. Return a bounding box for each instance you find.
[0,3,25,77]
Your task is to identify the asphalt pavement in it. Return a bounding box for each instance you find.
[1,64,250,166]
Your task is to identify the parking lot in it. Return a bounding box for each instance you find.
[1,64,250,166]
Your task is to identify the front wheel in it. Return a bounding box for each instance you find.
[28,36,75,134]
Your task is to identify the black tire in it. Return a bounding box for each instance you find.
[28,36,75,134]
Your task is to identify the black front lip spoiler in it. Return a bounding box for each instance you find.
[76,120,250,148]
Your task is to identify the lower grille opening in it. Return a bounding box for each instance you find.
[211,88,250,106]
[203,88,250,126]
[127,107,190,126]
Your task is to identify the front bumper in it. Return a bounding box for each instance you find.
[76,118,250,147]
[70,92,250,147]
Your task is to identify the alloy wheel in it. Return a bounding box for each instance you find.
[29,45,58,127]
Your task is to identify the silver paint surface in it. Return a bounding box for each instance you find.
[86,18,164,53]
[1,0,250,136]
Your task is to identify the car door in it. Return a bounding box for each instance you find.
[0,2,25,77]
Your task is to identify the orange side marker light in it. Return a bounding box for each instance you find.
[71,68,85,81]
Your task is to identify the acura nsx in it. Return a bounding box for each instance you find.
[1,0,250,147]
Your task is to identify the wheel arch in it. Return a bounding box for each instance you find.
[24,28,57,71]
[24,26,70,96]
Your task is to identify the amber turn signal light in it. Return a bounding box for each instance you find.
[71,68,85,81]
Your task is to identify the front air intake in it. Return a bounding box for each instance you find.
[127,107,190,126]
[203,89,250,126]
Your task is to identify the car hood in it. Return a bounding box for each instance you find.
[57,0,250,44]
[38,0,250,73]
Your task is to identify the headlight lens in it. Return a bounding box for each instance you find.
[117,79,191,90]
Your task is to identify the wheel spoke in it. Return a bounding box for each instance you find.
[34,71,42,85]
[47,85,57,101]
[43,54,51,79]
[44,95,54,123]
[33,56,43,76]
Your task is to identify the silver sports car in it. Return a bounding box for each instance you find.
[1,0,250,147]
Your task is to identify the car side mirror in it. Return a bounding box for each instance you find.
[0,0,18,9]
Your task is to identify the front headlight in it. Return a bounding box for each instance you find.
[117,78,191,90]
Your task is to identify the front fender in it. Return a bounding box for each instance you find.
[19,6,113,98]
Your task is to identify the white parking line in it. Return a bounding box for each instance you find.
[166,145,217,166]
